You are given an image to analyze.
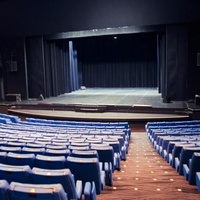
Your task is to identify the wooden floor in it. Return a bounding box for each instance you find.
[96,125,200,200]
[8,109,190,122]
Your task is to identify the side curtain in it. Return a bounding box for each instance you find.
[44,40,79,98]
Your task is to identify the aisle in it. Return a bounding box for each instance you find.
[97,132,199,200]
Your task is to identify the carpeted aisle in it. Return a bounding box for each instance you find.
[97,130,200,200]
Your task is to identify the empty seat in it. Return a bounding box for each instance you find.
[6,152,35,168]
[90,144,114,186]
[35,154,66,169]
[21,147,45,155]
[0,164,31,184]
[0,146,21,154]
[176,146,200,175]
[46,145,67,150]
[71,150,99,159]
[31,167,93,200]
[44,149,71,158]
[183,152,200,185]
[6,142,26,148]
[68,146,90,151]
[66,156,105,195]
[9,182,68,200]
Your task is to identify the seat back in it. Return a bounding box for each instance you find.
[9,182,68,200]
[188,152,200,185]
[21,147,45,155]
[44,149,71,158]
[66,156,102,194]
[0,146,21,153]
[31,167,78,200]
[71,150,99,159]
[179,147,200,175]
[0,163,32,184]
[35,154,66,169]
[91,144,114,172]
[7,152,36,168]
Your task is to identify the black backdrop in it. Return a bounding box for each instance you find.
[76,33,158,88]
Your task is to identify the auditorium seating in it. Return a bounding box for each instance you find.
[31,167,86,200]
[9,182,68,200]
[0,164,32,184]
[146,120,200,192]
[0,113,131,199]
[6,152,35,168]
[183,152,200,185]
[66,156,105,195]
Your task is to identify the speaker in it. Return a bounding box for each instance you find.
[197,53,200,66]
[195,94,200,105]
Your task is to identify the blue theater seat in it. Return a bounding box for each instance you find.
[35,154,66,169]
[6,152,36,168]
[31,167,95,200]
[9,182,68,200]
[44,148,71,158]
[21,147,45,155]
[0,164,32,184]
[0,146,21,154]
[183,152,200,185]
[90,144,114,186]
[71,150,99,159]
[66,156,105,195]
[176,147,200,175]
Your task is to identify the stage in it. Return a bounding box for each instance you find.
[6,88,191,122]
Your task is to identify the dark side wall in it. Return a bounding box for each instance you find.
[0,0,200,36]
[0,37,27,100]
[188,24,200,98]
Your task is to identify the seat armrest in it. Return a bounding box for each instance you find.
[104,162,113,186]
[114,152,121,170]
[99,162,103,171]
[183,164,189,181]
[76,180,83,199]
[121,146,127,160]
[84,181,96,200]
[84,182,91,200]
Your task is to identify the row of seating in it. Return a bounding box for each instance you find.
[0,180,71,200]
[0,154,106,198]
[146,120,200,192]
[0,114,131,200]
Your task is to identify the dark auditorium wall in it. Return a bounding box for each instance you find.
[0,1,200,101]
[0,37,27,100]
[0,0,200,36]
[187,24,200,98]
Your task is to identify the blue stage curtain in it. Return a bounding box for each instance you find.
[44,40,79,97]
[69,41,79,91]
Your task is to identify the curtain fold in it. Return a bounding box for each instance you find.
[45,41,72,97]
